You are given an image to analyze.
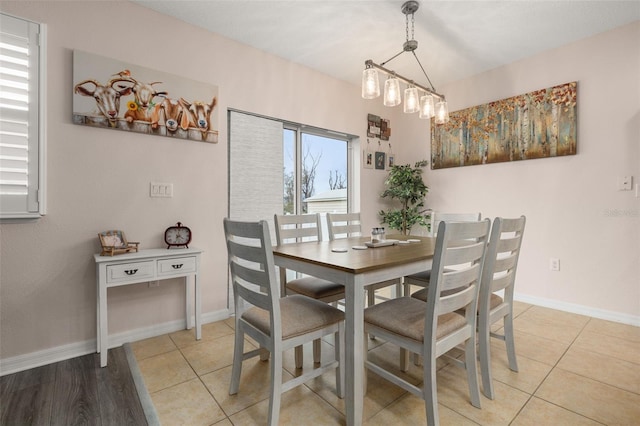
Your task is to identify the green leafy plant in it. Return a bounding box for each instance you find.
[379,160,430,235]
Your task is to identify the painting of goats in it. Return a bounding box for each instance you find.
[73,50,218,143]
[431,81,577,169]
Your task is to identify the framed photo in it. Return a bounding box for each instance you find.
[363,149,374,169]
[98,230,139,256]
[387,154,395,170]
[73,50,219,143]
[375,151,386,170]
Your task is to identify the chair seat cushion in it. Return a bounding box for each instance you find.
[242,294,344,340]
[364,297,466,342]
[406,268,454,285]
[286,276,345,299]
[490,293,504,309]
[411,287,428,301]
[405,270,433,283]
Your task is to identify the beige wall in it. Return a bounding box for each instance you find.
[396,21,640,322]
[0,0,637,370]
[0,0,390,366]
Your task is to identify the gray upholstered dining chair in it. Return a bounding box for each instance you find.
[364,219,490,426]
[274,213,345,367]
[405,212,482,297]
[223,218,344,426]
[478,216,526,399]
[326,212,403,306]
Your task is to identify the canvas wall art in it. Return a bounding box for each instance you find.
[431,82,577,169]
[73,50,219,143]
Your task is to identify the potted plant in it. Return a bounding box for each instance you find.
[379,160,430,235]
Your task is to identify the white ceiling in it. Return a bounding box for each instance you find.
[132,0,640,91]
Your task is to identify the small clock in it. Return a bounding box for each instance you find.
[164,222,192,249]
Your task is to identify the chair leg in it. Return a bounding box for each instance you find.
[414,352,422,366]
[294,345,303,369]
[363,329,368,393]
[400,348,409,372]
[229,326,245,395]
[479,313,495,399]
[395,281,403,298]
[403,281,411,297]
[424,352,439,426]
[367,289,377,340]
[504,314,519,372]
[313,339,321,364]
[335,324,345,398]
[465,334,482,409]
[260,346,270,361]
[268,349,283,426]
[367,288,375,307]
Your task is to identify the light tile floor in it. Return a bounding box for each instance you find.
[131,289,640,425]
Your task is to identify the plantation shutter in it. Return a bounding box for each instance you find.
[0,13,43,219]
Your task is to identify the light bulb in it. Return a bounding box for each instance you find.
[361,68,380,99]
[419,94,434,119]
[435,100,449,124]
[383,77,401,107]
[404,86,419,113]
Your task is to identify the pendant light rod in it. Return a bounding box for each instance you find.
[364,59,445,101]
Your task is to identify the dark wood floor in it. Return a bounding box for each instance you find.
[0,347,147,426]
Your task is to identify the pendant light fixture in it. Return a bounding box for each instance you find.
[419,94,435,119]
[404,85,420,113]
[384,76,401,106]
[361,1,449,124]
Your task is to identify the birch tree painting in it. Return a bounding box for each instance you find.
[431,82,577,169]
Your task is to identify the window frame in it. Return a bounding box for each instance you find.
[0,13,47,221]
[283,123,354,216]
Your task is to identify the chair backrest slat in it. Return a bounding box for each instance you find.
[224,218,280,323]
[274,213,323,244]
[425,219,491,343]
[479,216,526,313]
[327,212,362,240]
[431,212,481,237]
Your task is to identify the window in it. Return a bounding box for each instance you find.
[283,126,349,216]
[0,13,46,220]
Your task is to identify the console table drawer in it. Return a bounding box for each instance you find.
[106,261,155,283]
[158,256,196,276]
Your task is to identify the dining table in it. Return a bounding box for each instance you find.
[272,235,437,425]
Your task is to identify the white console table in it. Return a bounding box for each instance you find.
[94,247,203,367]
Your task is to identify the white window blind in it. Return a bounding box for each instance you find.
[0,13,45,219]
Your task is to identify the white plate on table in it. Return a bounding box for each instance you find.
[331,248,348,253]
[352,245,368,250]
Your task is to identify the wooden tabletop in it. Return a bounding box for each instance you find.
[273,235,437,274]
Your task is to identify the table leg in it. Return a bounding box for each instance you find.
[99,277,108,367]
[195,274,201,340]
[345,278,364,426]
[186,276,193,330]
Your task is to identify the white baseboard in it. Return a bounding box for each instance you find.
[515,293,640,326]
[0,309,230,376]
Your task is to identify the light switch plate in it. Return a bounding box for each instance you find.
[150,182,173,198]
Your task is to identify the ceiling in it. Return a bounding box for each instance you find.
[132,0,640,91]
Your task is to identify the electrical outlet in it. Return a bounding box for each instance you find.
[618,176,633,191]
[549,258,560,272]
[149,281,160,288]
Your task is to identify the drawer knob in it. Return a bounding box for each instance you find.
[124,269,138,275]
[172,264,184,270]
